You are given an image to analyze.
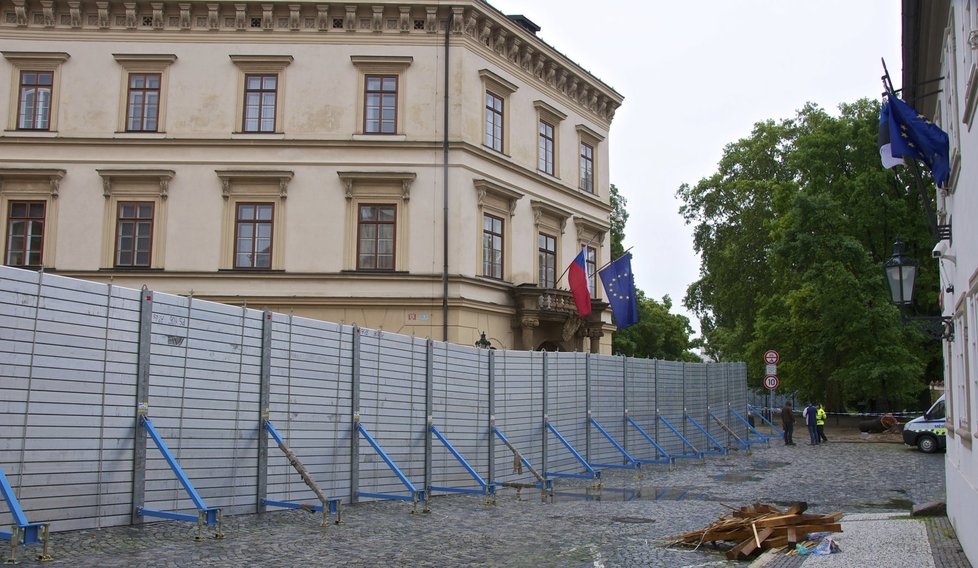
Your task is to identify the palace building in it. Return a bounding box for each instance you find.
[0,0,623,352]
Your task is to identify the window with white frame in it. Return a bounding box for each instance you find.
[113,54,176,133]
[351,56,413,136]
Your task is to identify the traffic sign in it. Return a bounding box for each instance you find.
[763,350,780,365]
[765,364,777,376]
[763,375,780,390]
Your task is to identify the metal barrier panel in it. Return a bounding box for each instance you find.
[590,355,625,467]
[267,314,351,507]
[545,352,587,475]
[656,360,684,456]
[624,357,656,461]
[493,351,543,486]
[727,363,749,439]
[431,343,489,490]
[0,270,141,531]
[683,363,709,450]
[355,330,427,498]
[707,364,727,446]
[143,295,260,517]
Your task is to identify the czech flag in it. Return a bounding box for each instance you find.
[567,249,591,316]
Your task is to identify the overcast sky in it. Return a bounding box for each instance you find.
[487,0,902,335]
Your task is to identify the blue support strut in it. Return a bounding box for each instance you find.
[0,467,52,561]
[588,418,639,470]
[624,416,672,464]
[137,416,222,536]
[684,414,727,455]
[657,415,702,459]
[354,421,425,510]
[545,422,599,481]
[728,406,772,443]
[746,403,784,437]
[430,424,493,499]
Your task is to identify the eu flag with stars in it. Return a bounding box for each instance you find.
[598,252,639,329]
[885,94,950,187]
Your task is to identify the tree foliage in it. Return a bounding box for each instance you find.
[677,99,940,410]
[609,184,700,361]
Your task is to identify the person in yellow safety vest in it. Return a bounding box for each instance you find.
[816,404,828,443]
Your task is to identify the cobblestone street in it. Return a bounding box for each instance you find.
[9,437,960,567]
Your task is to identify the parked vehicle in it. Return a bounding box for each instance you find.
[902,395,946,453]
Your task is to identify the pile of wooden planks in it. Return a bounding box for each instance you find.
[667,502,842,560]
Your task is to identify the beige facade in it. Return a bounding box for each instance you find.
[0,0,623,353]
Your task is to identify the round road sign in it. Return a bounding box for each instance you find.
[763,350,780,365]
[763,375,780,391]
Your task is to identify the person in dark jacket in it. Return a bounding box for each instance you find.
[780,402,795,446]
[804,402,819,445]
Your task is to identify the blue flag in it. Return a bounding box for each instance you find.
[885,94,950,187]
[598,252,639,329]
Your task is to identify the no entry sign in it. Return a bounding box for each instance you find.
[763,350,780,365]
[763,375,780,391]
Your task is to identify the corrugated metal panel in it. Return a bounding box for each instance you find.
[707,364,727,447]
[683,363,709,451]
[589,355,625,468]
[431,343,488,491]
[267,314,351,507]
[545,352,587,475]
[624,357,656,461]
[355,329,426,499]
[655,360,684,456]
[0,267,751,531]
[493,350,543,486]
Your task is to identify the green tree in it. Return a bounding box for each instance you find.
[608,184,700,361]
[677,99,939,410]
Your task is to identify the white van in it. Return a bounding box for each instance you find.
[902,394,946,453]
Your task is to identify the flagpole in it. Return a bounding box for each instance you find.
[555,234,598,286]
[592,246,634,277]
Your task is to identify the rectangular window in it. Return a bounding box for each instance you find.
[357,204,396,270]
[586,245,597,296]
[126,73,161,132]
[17,71,53,130]
[364,75,397,134]
[4,201,45,267]
[580,143,594,193]
[538,233,556,288]
[538,121,555,175]
[115,202,154,267]
[485,92,504,152]
[234,203,273,268]
[243,74,277,133]
[483,214,503,279]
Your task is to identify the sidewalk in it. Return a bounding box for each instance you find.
[750,512,971,568]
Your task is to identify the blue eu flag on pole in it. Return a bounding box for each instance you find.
[598,252,639,329]
[884,94,951,187]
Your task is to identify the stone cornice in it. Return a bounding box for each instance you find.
[0,1,622,125]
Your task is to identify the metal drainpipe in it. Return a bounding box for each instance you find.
[442,13,450,342]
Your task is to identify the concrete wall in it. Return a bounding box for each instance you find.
[0,265,748,533]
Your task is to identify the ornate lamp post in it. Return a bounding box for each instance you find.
[474,331,492,349]
[884,238,952,341]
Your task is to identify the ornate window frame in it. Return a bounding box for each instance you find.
[576,124,605,196]
[215,169,292,270]
[229,55,293,135]
[0,168,64,268]
[473,178,522,281]
[479,69,518,155]
[533,100,566,178]
[337,171,415,271]
[2,51,70,133]
[350,55,413,138]
[112,53,177,134]
[97,169,173,269]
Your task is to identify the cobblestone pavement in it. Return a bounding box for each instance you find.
[8,437,968,567]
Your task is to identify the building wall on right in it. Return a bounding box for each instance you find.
[904,1,978,565]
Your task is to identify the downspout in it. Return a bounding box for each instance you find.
[442,11,450,342]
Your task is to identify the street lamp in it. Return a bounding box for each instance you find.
[884,238,952,341]
[474,331,492,349]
